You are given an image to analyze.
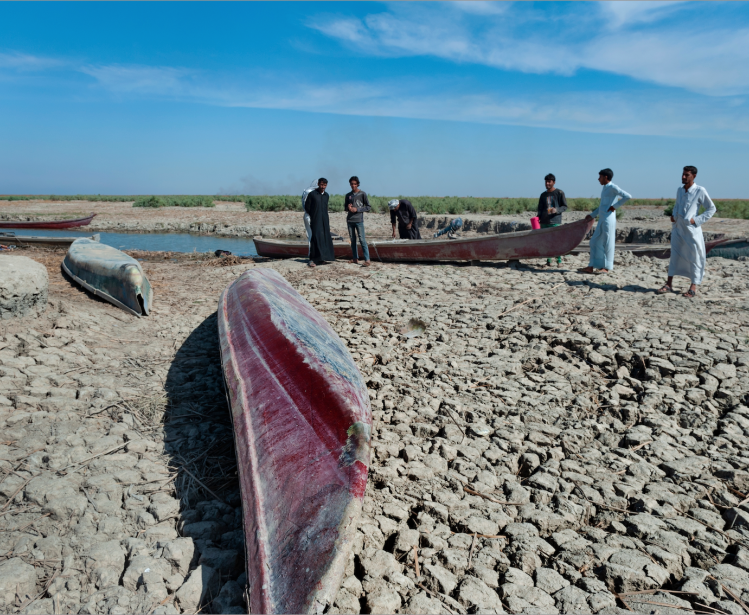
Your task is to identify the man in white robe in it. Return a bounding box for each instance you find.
[657,166,716,298]
[301,180,318,257]
[579,168,631,274]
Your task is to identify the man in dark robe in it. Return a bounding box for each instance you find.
[304,178,335,267]
[389,199,422,239]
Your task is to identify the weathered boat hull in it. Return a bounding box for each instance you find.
[0,213,96,229]
[62,238,152,316]
[0,233,100,248]
[218,268,371,614]
[254,217,594,262]
[570,237,747,259]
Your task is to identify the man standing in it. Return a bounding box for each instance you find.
[305,178,335,268]
[657,166,716,298]
[537,173,568,267]
[301,180,318,257]
[345,176,372,266]
[579,168,631,274]
[389,199,422,239]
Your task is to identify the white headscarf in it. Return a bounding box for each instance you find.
[388,199,399,210]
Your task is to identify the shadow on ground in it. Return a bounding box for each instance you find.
[163,312,246,614]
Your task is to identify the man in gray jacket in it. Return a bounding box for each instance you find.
[345,176,372,266]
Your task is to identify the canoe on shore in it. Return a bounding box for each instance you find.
[0,213,96,229]
[218,268,371,614]
[254,217,594,262]
[570,237,748,259]
[0,232,100,248]
[62,238,152,316]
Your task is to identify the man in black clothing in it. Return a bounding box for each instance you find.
[537,173,568,267]
[389,199,422,239]
[305,178,335,267]
[344,176,372,266]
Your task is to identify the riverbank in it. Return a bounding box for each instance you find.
[1,247,749,614]
[2,200,747,243]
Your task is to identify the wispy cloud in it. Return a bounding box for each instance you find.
[75,61,749,141]
[79,64,194,95]
[309,3,749,96]
[599,1,684,27]
[0,51,64,71]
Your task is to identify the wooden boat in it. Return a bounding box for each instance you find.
[570,237,747,259]
[218,268,371,614]
[62,238,152,316]
[0,232,100,249]
[0,213,96,229]
[254,217,594,262]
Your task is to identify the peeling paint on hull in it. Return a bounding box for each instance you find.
[62,238,153,317]
[254,217,594,262]
[218,268,371,615]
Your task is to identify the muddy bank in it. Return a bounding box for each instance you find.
[2,245,749,614]
[1,200,746,243]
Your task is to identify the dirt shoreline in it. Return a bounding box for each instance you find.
[2,200,748,243]
[1,246,749,614]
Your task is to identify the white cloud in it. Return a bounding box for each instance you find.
[77,60,749,141]
[79,64,193,95]
[599,1,684,27]
[0,51,63,71]
[309,3,749,96]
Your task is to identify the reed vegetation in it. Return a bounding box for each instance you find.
[133,196,215,208]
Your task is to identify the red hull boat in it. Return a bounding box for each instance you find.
[218,268,371,614]
[0,213,96,229]
[254,217,594,262]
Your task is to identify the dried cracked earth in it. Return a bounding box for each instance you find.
[1,247,749,614]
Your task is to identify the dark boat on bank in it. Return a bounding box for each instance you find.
[0,213,96,229]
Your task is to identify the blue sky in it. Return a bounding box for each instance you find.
[1,1,747,197]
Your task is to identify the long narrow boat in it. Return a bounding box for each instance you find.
[254,217,594,262]
[218,268,371,614]
[570,237,747,259]
[0,233,100,248]
[62,238,152,316]
[0,213,96,229]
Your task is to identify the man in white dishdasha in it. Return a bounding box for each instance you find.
[657,165,716,298]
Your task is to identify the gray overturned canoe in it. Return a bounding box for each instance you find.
[62,238,153,316]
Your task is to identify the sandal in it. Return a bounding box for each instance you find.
[308,262,316,268]
[683,289,696,298]
[657,284,673,294]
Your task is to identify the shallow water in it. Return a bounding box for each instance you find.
[5,229,259,257]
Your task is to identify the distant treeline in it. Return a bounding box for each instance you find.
[2,194,748,218]
[244,195,605,215]
[133,196,215,208]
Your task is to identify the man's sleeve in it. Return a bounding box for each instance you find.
[538,194,545,216]
[304,191,313,215]
[359,193,371,213]
[612,186,632,209]
[694,189,717,227]
[558,190,568,214]
[390,209,396,225]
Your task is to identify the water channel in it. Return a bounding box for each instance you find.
[5,229,259,257]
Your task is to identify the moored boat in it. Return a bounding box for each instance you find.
[62,238,152,316]
[0,232,100,248]
[0,213,96,229]
[218,268,371,614]
[570,236,747,259]
[254,217,594,262]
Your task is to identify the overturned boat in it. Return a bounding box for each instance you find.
[254,217,594,262]
[62,238,152,316]
[218,268,371,614]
